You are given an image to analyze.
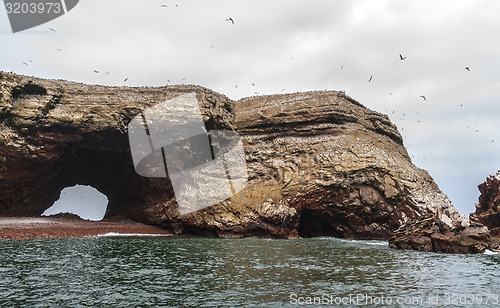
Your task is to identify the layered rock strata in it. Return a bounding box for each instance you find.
[0,72,466,238]
[470,171,500,236]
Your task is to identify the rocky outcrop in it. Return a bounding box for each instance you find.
[389,214,490,253]
[0,71,466,238]
[470,171,500,236]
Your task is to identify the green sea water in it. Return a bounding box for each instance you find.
[0,236,499,307]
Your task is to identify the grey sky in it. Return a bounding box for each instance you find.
[1,0,499,217]
[41,185,108,221]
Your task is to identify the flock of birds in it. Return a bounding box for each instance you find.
[22,15,238,85]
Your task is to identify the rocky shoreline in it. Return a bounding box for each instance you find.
[0,216,172,240]
[388,214,492,254]
[389,170,500,254]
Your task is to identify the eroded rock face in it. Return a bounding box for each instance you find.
[0,72,466,238]
[470,171,500,236]
[389,214,490,254]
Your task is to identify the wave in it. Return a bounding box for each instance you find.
[484,249,499,255]
[93,232,173,238]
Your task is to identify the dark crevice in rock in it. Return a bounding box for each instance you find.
[39,94,61,117]
[11,82,47,98]
[298,211,342,238]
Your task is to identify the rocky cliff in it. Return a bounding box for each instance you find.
[0,71,466,238]
[470,171,500,236]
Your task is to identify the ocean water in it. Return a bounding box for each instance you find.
[0,236,499,307]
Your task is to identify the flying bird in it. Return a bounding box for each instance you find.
[123,78,128,82]
[368,75,372,82]
[420,95,426,101]
[226,17,234,24]
[49,28,56,32]
[160,4,167,7]
[340,64,343,69]
[22,62,28,66]
[56,48,62,51]
[399,54,406,60]
[210,44,215,48]
[465,67,470,71]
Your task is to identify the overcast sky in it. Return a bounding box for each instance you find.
[1,0,499,218]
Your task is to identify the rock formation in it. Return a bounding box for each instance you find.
[389,214,490,253]
[470,171,500,236]
[0,71,466,238]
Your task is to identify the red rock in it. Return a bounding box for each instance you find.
[470,171,500,236]
[389,215,490,254]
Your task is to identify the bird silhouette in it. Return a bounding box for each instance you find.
[48,28,56,32]
[420,95,426,101]
[22,62,28,66]
[160,4,167,7]
[399,54,406,60]
[226,17,234,24]
[123,78,128,82]
[210,44,215,48]
[56,48,62,51]
[465,67,470,71]
[368,75,372,82]
[340,64,343,69]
